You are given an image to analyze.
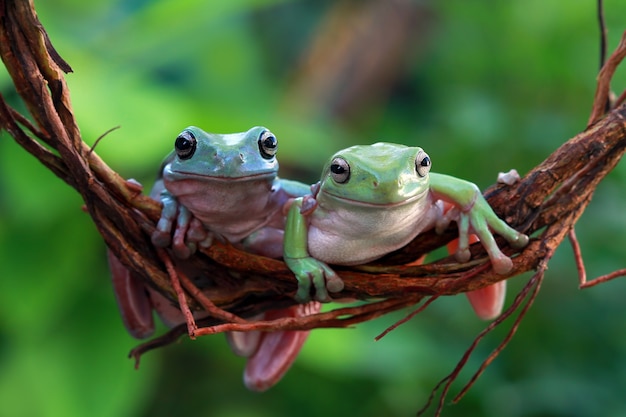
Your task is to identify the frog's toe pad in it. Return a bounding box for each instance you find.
[326,276,344,293]
[455,248,471,263]
[512,233,529,249]
[151,231,171,248]
[173,243,194,260]
[492,256,513,275]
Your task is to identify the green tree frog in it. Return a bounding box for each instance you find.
[108,126,316,391]
[283,142,529,317]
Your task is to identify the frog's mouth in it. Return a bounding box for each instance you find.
[166,170,275,182]
[320,188,429,208]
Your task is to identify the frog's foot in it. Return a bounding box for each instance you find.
[286,257,344,303]
[152,191,203,259]
[125,178,144,195]
[226,313,264,357]
[181,218,214,253]
[497,169,521,186]
[244,301,321,392]
[299,195,318,216]
[456,202,529,274]
[465,280,507,320]
[153,205,208,259]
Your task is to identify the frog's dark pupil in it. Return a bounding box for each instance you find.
[331,164,345,174]
[175,132,196,159]
[264,137,277,149]
[421,156,431,167]
[176,137,191,150]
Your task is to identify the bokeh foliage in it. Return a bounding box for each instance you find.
[1,1,626,416]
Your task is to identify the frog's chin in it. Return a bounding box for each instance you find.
[320,188,428,208]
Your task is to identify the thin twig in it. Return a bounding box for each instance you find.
[588,30,626,126]
[89,125,121,154]
[156,248,198,339]
[569,227,626,288]
[416,265,546,417]
[453,267,544,402]
[598,0,608,71]
[374,296,438,341]
[177,268,247,325]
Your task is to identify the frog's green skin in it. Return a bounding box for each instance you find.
[283,142,529,311]
[108,126,316,392]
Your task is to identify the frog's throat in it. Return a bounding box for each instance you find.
[319,188,429,207]
[166,170,276,182]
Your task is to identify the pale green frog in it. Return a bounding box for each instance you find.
[283,142,528,317]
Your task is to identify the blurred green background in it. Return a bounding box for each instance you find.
[2,1,626,416]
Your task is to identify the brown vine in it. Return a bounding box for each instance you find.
[2,1,626,416]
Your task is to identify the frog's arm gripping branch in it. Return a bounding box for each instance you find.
[2,0,626,344]
[283,197,345,302]
[428,173,529,275]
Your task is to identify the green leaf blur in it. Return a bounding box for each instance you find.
[2,1,626,416]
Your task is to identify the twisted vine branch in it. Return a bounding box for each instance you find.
[2,0,626,335]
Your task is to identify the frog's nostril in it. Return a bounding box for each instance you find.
[239,153,245,163]
[372,181,378,187]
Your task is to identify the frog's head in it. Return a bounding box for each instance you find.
[163,126,279,181]
[318,142,431,206]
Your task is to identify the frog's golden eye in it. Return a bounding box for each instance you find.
[415,150,431,177]
[258,130,278,159]
[330,157,350,184]
[175,130,197,160]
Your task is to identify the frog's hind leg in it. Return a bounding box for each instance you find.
[447,235,506,320]
[107,250,155,339]
[243,301,321,392]
[465,280,506,320]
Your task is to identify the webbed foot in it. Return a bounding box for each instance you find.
[243,302,321,391]
[438,200,528,274]
[285,257,344,303]
[151,191,212,259]
[466,280,507,320]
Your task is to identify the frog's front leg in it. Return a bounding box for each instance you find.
[465,202,528,274]
[431,173,529,274]
[151,190,212,259]
[283,197,344,303]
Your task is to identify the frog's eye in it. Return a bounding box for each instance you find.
[258,130,278,159]
[330,157,350,184]
[415,151,431,177]
[175,131,197,160]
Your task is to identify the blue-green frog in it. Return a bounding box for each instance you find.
[107,126,316,391]
[283,142,529,318]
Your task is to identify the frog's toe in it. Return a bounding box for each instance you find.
[294,276,313,303]
[326,275,344,293]
[455,247,471,263]
[151,230,172,248]
[511,233,529,249]
[172,242,194,260]
[312,274,331,302]
[198,235,214,248]
[492,255,513,275]
[186,219,209,242]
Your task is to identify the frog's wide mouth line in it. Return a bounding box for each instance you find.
[320,188,428,208]
[166,169,275,182]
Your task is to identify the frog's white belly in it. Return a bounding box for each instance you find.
[306,198,440,265]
